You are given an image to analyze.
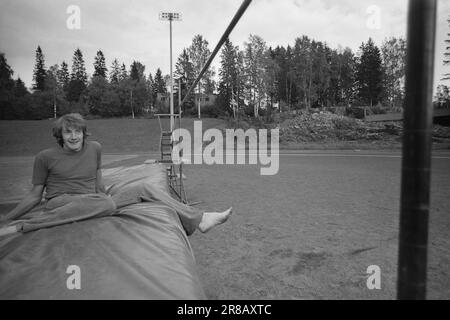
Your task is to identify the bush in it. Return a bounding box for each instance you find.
[201,104,227,118]
[345,106,365,119]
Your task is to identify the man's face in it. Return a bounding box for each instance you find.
[62,125,84,152]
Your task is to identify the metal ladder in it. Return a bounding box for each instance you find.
[155,113,188,204]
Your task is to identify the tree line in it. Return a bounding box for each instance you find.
[1,30,449,120]
[215,35,408,119]
[0,46,168,120]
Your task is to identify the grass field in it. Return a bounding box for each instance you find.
[0,118,230,156]
[0,118,449,299]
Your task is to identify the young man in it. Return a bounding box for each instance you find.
[0,113,231,236]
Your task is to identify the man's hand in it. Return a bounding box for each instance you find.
[96,169,107,194]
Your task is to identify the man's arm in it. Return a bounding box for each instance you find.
[96,169,106,194]
[1,185,44,222]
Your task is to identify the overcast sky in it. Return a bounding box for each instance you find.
[0,0,449,92]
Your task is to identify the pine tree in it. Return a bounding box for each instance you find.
[217,38,240,115]
[0,53,14,90]
[57,61,70,92]
[93,50,108,78]
[32,46,46,91]
[119,63,128,82]
[70,48,87,84]
[67,48,87,102]
[154,68,166,94]
[13,77,31,119]
[0,53,15,119]
[356,38,383,106]
[109,59,121,83]
[14,77,29,97]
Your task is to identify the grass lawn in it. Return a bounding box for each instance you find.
[0,117,230,156]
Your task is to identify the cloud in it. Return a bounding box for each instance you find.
[0,0,447,91]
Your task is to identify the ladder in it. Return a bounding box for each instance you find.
[155,113,188,204]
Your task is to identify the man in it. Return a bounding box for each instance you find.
[0,113,231,236]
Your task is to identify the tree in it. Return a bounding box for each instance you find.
[14,78,29,97]
[67,48,88,102]
[175,48,195,112]
[272,46,288,111]
[243,34,268,117]
[109,59,121,84]
[93,50,108,78]
[263,47,281,119]
[337,47,357,106]
[0,52,15,119]
[129,61,146,82]
[217,38,240,117]
[310,41,332,108]
[154,68,166,94]
[45,65,60,117]
[57,61,70,94]
[33,46,46,92]
[128,61,148,117]
[87,76,112,116]
[356,38,383,106]
[293,36,314,110]
[119,63,128,82]
[153,68,166,112]
[12,77,32,119]
[146,72,155,110]
[110,63,132,117]
[434,84,450,108]
[381,37,406,107]
[188,34,215,118]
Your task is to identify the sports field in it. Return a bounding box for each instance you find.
[0,118,449,299]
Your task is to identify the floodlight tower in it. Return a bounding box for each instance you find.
[159,12,182,132]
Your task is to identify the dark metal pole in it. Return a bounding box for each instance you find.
[397,0,437,300]
[180,0,252,106]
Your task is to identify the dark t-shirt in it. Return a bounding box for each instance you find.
[32,141,102,199]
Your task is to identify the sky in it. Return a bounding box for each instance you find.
[0,0,449,93]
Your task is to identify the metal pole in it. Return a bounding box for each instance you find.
[170,17,174,132]
[180,0,252,106]
[178,78,182,112]
[397,0,436,300]
[53,88,56,118]
[130,89,134,119]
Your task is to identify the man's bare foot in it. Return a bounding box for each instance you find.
[198,207,233,233]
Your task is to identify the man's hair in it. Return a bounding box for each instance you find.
[52,113,90,147]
